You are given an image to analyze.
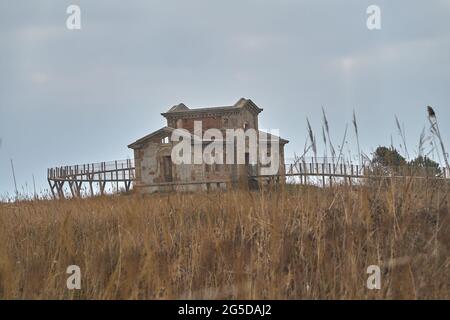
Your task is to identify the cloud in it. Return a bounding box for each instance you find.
[1,0,450,195]
[30,72,49,84]
[228,33,283,51]
[333,33,450,76]
[17,25,65,43]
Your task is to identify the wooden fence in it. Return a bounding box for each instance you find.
[275,162,449,187]
[47,159,134,198]
[48,159,449,198]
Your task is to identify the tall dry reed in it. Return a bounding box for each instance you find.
[0,178,448,300]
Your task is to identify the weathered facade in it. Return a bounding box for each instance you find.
[128,98,288,192]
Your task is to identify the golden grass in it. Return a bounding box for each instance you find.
[0,179,448,299]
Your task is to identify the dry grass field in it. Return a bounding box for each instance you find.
[0,179,448,300]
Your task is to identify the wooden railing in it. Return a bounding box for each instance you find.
[272,162,450,187]
[283,162,449,178]
[47,159,135,198]
[48,159,449,198]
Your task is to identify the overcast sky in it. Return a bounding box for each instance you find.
[1,0,450,197]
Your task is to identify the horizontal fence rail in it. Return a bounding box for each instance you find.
[47,159,135,198]
[282,163,449,179]
[48,159,449,198]
[253,162,450,188]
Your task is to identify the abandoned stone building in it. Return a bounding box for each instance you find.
[128,98,289,192]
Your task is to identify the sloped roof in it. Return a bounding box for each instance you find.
[168,103,189,112]
[259,130,289,144]
[128,127,288,150]
[128,127,174,149]
[128,127,204,149]
[161,98,263,118]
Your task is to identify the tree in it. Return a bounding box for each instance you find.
[409,156,441,176]
[372,146,406,167]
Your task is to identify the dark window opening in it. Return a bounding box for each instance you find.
[162,156,172,182]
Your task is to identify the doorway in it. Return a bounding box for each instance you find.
[162,156,173,182]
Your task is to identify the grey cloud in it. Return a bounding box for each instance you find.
[1,0,450,195]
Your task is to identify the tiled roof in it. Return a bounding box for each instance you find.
[161,98,263,117]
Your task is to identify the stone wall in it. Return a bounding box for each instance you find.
[166,107,259,133]
[131,104,287,193]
